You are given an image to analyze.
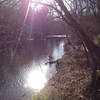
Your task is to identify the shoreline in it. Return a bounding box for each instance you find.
[42,43,92,100]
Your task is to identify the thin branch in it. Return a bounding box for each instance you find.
[11,0,21,8]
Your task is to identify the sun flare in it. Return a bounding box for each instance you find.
[25,65,48,91]
[27,70,47,90]
[29,0,53,11]
[30,0,43,10]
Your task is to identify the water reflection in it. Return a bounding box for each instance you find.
[25,64,48,91]
[0,39,64,100]
[24,59,57,92]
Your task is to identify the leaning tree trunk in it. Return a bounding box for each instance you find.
[55,0,100,99]
[55,0,100,59]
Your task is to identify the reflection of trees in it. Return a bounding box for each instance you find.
[16,40,61,63]
[0,55,10,88]
[1,40,62,75]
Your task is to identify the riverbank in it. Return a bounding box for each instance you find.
[40,16,100,100]
[41,40,93,100]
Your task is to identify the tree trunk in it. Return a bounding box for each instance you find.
[55,0,100,99]
[55,0,100,60]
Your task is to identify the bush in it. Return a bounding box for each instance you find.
[32,92,61,100]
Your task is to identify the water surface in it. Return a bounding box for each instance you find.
[0,39,65,100]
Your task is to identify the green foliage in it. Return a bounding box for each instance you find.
[32,92,61,100]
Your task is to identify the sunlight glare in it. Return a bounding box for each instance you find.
[30,0,53,11]
[25,66,48,91]
[30,0,43,10]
